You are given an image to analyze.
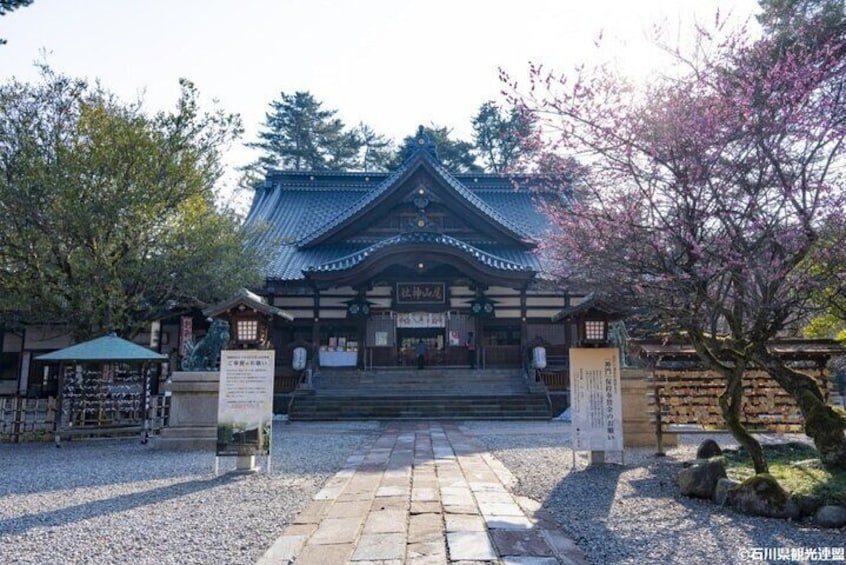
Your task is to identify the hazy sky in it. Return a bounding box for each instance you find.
[1,0,761,188]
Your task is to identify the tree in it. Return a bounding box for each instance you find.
[0,0,33,45]
[471,101,536,172]
[390,124,481,173]
[358,122,394,172]
[0,69,267,340]
[248,91,362,172]
[758,0,844,47]
[506,20,846,470]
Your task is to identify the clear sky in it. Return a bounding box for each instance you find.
[1,0,761,194]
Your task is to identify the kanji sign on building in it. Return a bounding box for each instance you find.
[570,348,623,452]
[396,283,445,304]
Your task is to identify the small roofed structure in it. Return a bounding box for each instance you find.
[202,288,293,349]
[36,333,167,444]
[552,293,626,346]
[37,333,168,363]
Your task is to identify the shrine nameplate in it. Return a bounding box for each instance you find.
[396,283,446,305]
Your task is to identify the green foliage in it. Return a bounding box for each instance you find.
[724,442,846,504]
[390,124,481,173]
[248,91,364,172]
[0,68,268,339]
[471,101,536,173]
[758,0,845,47]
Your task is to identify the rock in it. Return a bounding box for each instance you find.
[696,439,722,459]
[793,494,824,517]
[814,505,846,528]
[713,478,739,506]
[676,460,727,499]
[728,474,799,519]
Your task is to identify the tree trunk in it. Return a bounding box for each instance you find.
[718,362,769,474]
[753,346,846,471]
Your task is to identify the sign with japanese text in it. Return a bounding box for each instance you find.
[570,348,623,452]
[396,283,446,304]
[396,312,446,328]
[179,316,192,356]
[216,350,274,457]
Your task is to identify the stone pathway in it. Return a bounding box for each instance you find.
[257,422,586,564]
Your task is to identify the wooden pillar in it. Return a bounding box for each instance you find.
[311,287,321,368]
[520,286,528,355]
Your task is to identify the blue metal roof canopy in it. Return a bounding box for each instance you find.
[35,333,167,362]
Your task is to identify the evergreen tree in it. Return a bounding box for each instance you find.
[358,123,394,172]
[248,91,363,172]
[471,101,536,173]
[390,124,481,173]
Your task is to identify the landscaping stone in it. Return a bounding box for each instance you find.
[676,460,727,499]
[713,477,739,506]
[728,474,799,519]
[793,494,824,518]
[696,439,722,459]
[814,505,846,528]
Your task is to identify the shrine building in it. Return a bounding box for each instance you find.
[245,127,585,374]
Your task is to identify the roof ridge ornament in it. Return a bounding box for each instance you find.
[402,125,440,165]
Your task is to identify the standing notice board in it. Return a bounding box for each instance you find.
[570,348,623,453]
[217,350,274,457]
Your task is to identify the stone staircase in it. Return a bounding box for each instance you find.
[287,368,551,420]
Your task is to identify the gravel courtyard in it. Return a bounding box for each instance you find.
[1,420,844,564]
[464,422,846,564]
[0,422,380,565]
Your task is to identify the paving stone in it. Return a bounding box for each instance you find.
[485,515,534,530]
[474,490,516,504]
[363,509,408,534]
[479,501,525,517]
[406,540,448,563]
[281,523,317,536]
[410,501,442,514]
[255,534,306,564]
[293,500,330,524]
[326,500,371,519]
[491,529,555,557]
[310,516,363,544]
[444,513,486,532]
[443,503,480,515]
[408,512,444,543]
[446,531,497,561]
[412,487,438,501]
[371,496,408,511]
[351,533,406,561]
[377,485,409,497]
[295,542,354,565]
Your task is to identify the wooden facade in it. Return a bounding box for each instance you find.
[246,128,577,374]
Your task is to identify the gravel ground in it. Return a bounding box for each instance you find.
[462,421,846,565]
[0,421,380,565]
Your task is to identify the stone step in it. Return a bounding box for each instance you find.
[288,394,551,421]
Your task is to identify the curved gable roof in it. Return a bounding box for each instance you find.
[297,151,531,248]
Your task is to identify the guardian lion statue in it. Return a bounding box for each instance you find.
[181,319,230,371]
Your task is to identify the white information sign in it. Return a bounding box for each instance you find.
[570,348,623,452]
[216,350,275,457]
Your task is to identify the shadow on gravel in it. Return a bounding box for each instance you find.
[0,422,382,495]
[0,473,241,538]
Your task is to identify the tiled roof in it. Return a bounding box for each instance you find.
[245,151,561,281]
[306,233,538,274]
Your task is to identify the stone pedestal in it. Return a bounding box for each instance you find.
[155,371,219,449]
